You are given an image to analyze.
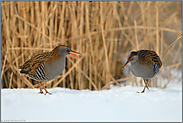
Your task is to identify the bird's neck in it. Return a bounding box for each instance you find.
[131,58,138,65]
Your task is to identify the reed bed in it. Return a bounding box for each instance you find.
[1,1,182,90]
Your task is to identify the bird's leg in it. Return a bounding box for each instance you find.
[145,79,150,91]
[41,82,51,95]
[38,82,43,94]
[141,79,147,93]
[141,86,146,93]
[137,79,145,93]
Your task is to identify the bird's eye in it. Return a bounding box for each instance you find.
[66,49,69,52]
[131,58,134,61]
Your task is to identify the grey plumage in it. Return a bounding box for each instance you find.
[123,50,162,93]
[19,45,81,94]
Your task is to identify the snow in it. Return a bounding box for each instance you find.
[1,81,182,122]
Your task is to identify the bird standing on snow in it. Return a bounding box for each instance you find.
[20,45,81,95]
[122,50,162,93]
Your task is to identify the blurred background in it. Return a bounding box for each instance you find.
[1,1,182,90]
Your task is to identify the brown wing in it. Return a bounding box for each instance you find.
[137,50,162,68]
[149,51,162,68]
[20,52,50,75]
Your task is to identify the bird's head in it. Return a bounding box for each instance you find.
[122,51,138,68]
[58,45,82,57]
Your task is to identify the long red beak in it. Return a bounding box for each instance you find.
[122,60,130,68]
[69,50,82,57]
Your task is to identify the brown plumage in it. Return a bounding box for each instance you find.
[20,45,81,95]
[20,46,62,76]
[123,50,162,93]
[136,50,162,68]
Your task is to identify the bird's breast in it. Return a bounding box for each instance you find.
[44,56,66,80]
[131,61,160,79]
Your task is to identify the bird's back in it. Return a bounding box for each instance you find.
[137,50,162,68]
[20,46,67,81]
[20,52,51,81]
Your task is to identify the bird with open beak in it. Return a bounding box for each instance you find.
[20,45,82,94]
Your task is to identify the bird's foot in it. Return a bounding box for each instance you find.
[146,86,150,91]
[136,91,145,93]
[38,91,44,94]
[44,92,51,95]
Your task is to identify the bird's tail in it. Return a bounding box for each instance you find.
[20,69,28,74]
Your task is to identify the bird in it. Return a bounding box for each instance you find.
[122,50,162,93]
[19,45,82,95]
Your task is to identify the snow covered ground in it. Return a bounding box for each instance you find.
[1,81,182,122]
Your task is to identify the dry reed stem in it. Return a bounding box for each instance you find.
[134,20,139,51]
[9,72,13,89]
[100,2,111,87]
[109,73,121,87]
[101,76,133,90]
[160,35,182,56]
[155,1,159,87]
[1,1,182,90]
[162,58,182,89]
[67,56,98,90]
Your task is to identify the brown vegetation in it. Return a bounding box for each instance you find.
[1,1,182,90]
